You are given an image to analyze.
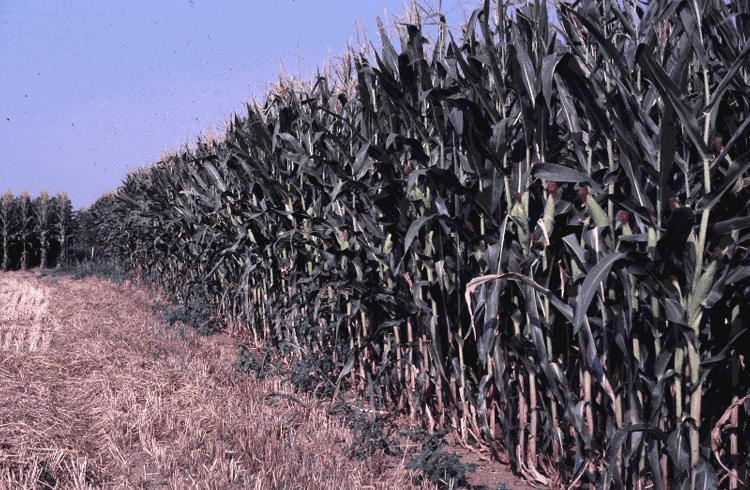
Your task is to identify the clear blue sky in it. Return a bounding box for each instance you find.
[0,0,535,210]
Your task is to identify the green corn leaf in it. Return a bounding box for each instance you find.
[331,351,357,403]
[688,259,719,322]
[694,145,750,212]
[376,16,399,76]
[706,36,750,113]
[404,215,432,254]
[634,45,711,162]
[533,163,604,194]
[203,161,227,193]
[586,194,609,228]
[573,252,627,334]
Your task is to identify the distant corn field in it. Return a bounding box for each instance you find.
[0,190,75,271]
[74,0,750,489]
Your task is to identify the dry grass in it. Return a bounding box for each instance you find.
[0,272,55,353]
[0,270,437,489]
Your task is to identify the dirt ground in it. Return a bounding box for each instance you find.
[0,270,546,490]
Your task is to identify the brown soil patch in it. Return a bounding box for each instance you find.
[0,270,544,490]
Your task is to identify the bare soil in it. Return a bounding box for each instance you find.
[0,270,545,490]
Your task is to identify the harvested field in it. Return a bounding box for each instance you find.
[0,271,435,489]
[0,270,536,490]
[0,271,55,353]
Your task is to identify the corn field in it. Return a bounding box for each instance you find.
[0,189,75,271]
[76,0,750,488]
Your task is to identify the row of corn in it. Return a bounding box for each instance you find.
[0,190,74,271]
[78,0,749,488]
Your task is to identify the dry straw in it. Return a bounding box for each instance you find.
[0,272,437,489]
